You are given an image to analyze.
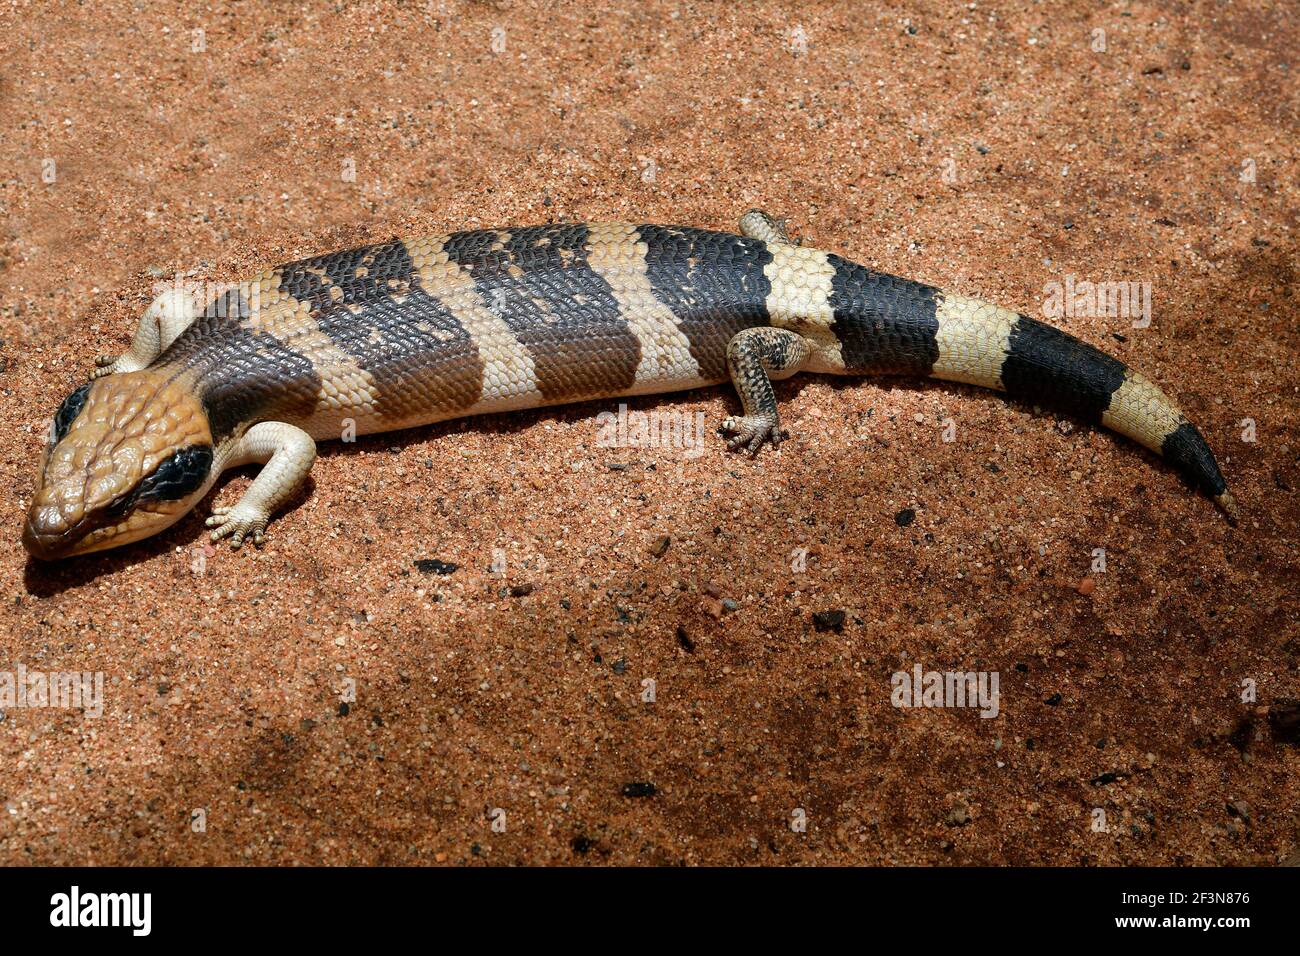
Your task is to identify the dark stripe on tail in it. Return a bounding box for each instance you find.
[1162,421,1229,497]
[826,255,940,374]
[1000,316,1127,423]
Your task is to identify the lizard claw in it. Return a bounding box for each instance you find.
[91,353,144,379]
[206,505,268,550]
[719,414,786,456]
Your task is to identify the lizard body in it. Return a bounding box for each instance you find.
[22,210,1235,559]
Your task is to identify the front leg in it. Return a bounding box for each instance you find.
[207,422,317,549]
[720,327,813,454]
[93,287,201,378]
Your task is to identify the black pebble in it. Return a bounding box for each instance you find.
[812,609,846,632]
[414,558,458,575]
[895,508,916,527]
[621,782,656,798]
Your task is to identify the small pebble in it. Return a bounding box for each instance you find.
[812,609,846,632]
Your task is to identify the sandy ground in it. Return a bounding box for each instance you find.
[0,0,1296,865]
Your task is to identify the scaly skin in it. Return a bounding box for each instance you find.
[22,210,1236,560]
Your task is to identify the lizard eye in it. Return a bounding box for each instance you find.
[51,383,92,445]
[134,445,214,503]
[106,445,215,519]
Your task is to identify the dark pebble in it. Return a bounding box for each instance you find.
[895,508,916,527]
[812,609,846,632]
[414,558,458,575]
[806,608,847,632]
[570,835,595,854]
[621,782,656,798]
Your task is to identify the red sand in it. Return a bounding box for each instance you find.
[0,0,1296,864]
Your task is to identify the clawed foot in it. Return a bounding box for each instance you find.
[91,352,147,379]
[719,414,787,455]
[91,354,124,379]
[206,505,269,549]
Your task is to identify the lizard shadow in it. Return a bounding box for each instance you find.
[816,371,1201,501]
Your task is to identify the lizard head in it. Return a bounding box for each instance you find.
[23,371,216,559]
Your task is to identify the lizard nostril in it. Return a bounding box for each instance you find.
[21,516,66,559]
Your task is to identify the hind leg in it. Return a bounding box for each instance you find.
[721,327,813,454]
[739,208,794,245]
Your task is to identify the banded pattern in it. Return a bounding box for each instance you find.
[23,214,1236,560]
[163,222,1231,509]
[163,224,781,434]
[747,237,1230,507]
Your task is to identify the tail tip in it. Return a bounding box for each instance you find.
[1215,491,1240,526]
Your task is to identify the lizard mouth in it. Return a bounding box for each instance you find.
[22,505,137,560]
[21,512,92,560]
[23,509,191,560]
[22,492,196,561]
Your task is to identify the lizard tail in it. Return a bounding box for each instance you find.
[816,261,1236,523]
[924,290,1237,523]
